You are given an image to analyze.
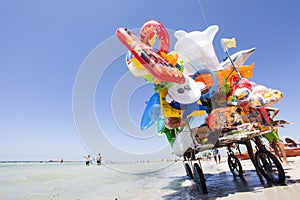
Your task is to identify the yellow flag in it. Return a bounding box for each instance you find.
[221,38,236,51]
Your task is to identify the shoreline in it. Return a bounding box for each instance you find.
[1,156,300,199]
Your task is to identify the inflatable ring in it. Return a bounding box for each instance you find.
[140,20,170,54]
[192,69,218,99]
[125,51,149,77]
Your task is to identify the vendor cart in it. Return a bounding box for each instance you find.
[174,122,286,194]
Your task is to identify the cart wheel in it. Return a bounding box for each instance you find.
[193,163,208,194]
[228,153,243,177]
[255,149,285,184]
[184,163,193,180]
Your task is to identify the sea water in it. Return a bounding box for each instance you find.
[1,159,300,200]
[0,161,193,200]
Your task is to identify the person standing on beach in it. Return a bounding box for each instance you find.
[84,155,91,166]
[96,153,102,166]
[213,148,221,164]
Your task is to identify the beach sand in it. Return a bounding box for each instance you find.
[192,156,300,200]
[1,156,300,200]
[149,156,300,200]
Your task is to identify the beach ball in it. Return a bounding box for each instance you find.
[265,90,283,107]
[252,85,269,95]
[234,87,251,102]
[249,94,267,108]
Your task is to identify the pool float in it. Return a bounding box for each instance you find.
[219,48,256,69]
[140,20,170,55]
[125,51,149,77]
[140,92,162,130]
[116,25,185,84]
[174,25,220,71]
[208,106,245,130]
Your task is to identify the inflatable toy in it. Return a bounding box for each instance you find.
[140,20,170,55]
[125,51,149,77]
[192,68,218,99]
[193,64,254,89]
[159,88,205,118]
[208,106,245,130]
[116,27,185,84]
[116,22,289,182]
[234,87,251,102]
[164,117,182,129]
[220,48,256,69]
[140,92,162,130]
[174,25,220,71]
[166,75,206,104]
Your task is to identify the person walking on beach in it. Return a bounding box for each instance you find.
[263,107,288,165]
[264,127,288,165]
[213,148,221,164]
[96,153,102,166]
[84,155,91,166]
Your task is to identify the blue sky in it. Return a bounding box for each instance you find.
[0,0,299,161]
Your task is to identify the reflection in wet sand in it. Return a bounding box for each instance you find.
[163,156,300,200]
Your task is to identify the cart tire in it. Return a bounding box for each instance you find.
[193,163,208,194]
[184,163,193,180]
[255,149,285,184]
[228,153,243,177]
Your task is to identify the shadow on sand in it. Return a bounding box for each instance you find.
[162,168,299,200]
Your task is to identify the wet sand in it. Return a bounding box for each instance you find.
[163,156,300,200]
[216,156,300,200]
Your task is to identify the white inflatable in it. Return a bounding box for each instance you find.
[172,126,195,157]
[174,25,220,72]
[219,47,256,69]
[166,75,206,104]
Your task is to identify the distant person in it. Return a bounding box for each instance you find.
[84,155,91,166]
[227,143,239,155]
[213,148,221,164]
[96,153,102,166]
[60,159,63,163]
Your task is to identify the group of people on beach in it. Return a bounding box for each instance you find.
[84,153,102,166]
